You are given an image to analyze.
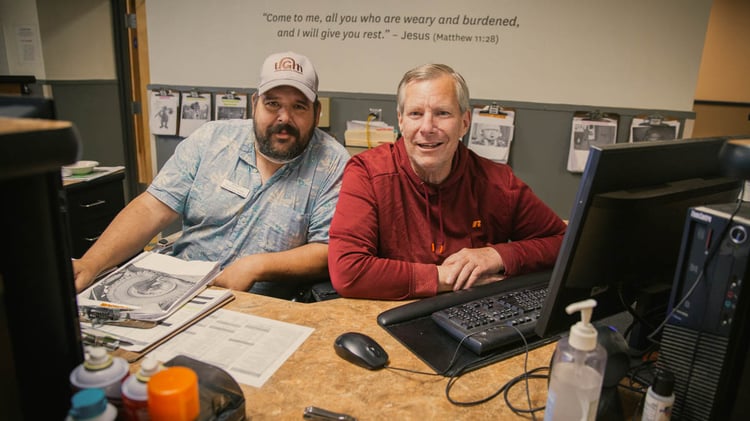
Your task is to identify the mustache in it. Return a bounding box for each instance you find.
[268,123,300,139]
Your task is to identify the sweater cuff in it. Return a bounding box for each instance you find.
[412,263,439,297]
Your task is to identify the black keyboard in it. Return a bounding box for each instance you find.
[430,285,548,355]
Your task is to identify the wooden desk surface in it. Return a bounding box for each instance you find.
[216,290,557,420]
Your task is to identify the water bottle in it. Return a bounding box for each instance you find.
[121,357,163,421]
[544,299,607,421]
[65,388,118,421]
[70,346,130,409]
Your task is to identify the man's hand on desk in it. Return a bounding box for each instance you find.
[437,246,505,292]
[73,259,99,292]
[73,258,120,293]
[210,254,261,291]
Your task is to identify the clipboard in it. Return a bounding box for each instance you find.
[179,89,211,137]
[149,88,179,136]
[214,91,248,120]
[567,110,619,173]
[629,113,680,142]
[468,102,516,164]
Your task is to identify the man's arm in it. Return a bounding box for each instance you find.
[73,192,179,292]
[210,242,329,291]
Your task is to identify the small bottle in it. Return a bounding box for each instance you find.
[70,347,130,410]
[65,388,118,421]
[544,299,607,421]
[147,366,200,421]
[641,368,675,421]
[121,357,163,421]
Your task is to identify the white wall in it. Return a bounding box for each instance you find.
[36,0,115,80]
[146,0,713,111]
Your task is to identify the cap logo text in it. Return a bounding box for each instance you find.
[275,57,303,74]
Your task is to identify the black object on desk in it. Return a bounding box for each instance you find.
[377,271,560,377]
[165,354,246,421]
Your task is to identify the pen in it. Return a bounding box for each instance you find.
[82,332,134,350]
[303,406,357,421]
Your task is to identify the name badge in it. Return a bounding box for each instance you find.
[221,179,249,198]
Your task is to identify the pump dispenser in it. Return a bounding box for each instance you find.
[544,299,607,421]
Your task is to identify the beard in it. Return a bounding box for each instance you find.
[255,122,311,163]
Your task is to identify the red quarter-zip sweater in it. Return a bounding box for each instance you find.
[328,139,567,300]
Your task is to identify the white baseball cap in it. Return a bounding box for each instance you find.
[257,51,318,102]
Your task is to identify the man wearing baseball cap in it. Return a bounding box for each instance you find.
[73,51,351,300]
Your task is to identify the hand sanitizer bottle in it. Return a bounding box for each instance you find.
[544,299,607,421]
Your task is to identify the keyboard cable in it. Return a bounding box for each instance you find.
[443,324,549,420]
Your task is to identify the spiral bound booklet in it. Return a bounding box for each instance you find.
[78,251,221,322]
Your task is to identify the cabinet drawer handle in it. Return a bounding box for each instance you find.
[83,236,100,243]
[80,199,107,208]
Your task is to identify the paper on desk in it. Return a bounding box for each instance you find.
[146,308,314,388]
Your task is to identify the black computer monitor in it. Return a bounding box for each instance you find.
[535,137,743,349]
[0,119,82,419]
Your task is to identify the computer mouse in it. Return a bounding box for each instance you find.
[334,332,389,370]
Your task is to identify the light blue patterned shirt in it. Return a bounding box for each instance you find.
[147,119,349,297]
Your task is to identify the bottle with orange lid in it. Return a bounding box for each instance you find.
[147,366,200,421]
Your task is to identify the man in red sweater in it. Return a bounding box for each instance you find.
[328,63,567,300]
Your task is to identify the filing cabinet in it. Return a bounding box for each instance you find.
[64,170,125,258]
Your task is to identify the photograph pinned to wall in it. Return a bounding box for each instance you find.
[178,90,212,137]
[468,104,515,164]
[567,111,619,173]
[214,91,248,120]
[629,114,680,142]
[149,89,180,135]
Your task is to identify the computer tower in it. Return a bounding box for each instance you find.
[658,203,750,420]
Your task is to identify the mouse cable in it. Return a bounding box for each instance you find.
[383,331,479,377]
